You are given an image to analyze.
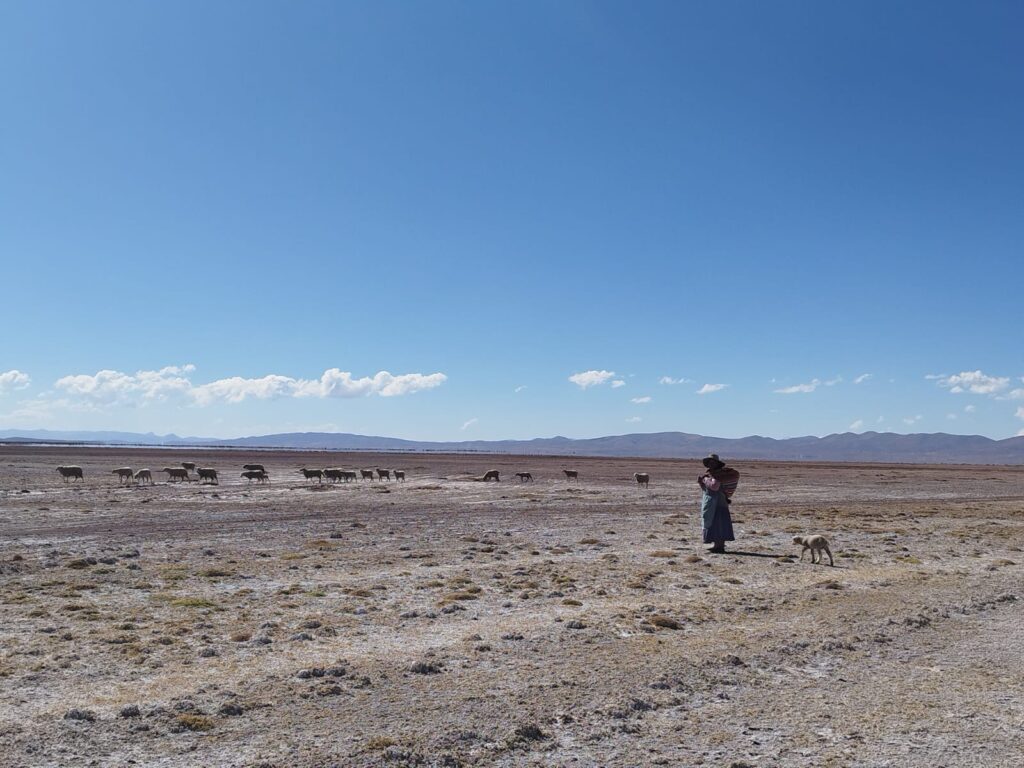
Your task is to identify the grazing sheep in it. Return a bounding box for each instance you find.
[196,468,219,484]
[360,469,375,481]
[377,469,391,481]
[514,472,534,482]
[394,470,405,482]
[634,472,650,488]
[181,462,197,472]
[341,470,358,482]
[112,467,134,484]
[134,469,153,485]
[563,469,579,483]
[242,464,266,473]
[56,466,84,482]
[162,467,191,482]
[300,468,324,483]
[481,470,500,482]
[241,470,269,483]
[793,535,834,566]
[324,468,344,483]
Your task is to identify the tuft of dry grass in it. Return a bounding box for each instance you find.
[649,550,676,558]
[160,566,189,582]
[171,597,217,608]
[306,539,338,550]
[649,615,681,630]
[440,591,480,603]
[176,714,214,731]
[366,736,398,751]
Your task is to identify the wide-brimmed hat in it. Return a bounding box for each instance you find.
[702,453,725,469]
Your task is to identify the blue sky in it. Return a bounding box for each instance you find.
[1,1,1022,440]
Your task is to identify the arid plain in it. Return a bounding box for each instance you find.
[1,446,1022,767]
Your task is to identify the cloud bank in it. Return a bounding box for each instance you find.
[52,365,447,407]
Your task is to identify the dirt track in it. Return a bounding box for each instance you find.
[1,446,1023,767]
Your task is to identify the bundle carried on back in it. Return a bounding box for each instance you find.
[702,453,739,501]
[714,466,740,500]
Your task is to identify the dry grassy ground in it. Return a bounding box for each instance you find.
[1,446,1023,767]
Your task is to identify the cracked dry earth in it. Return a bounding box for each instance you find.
[1,446,1023,768]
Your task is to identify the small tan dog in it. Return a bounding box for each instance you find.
[792,535,834,566]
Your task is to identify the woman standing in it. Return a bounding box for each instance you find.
[698,453,736,554]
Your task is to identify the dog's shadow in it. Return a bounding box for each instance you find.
[725,550,843,567]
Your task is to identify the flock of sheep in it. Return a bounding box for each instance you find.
[54,464,658,488]
[54,462,410,486]
[483,468,651,487]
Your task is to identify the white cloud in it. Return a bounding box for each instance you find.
[611,380,626,388]
[849,419,864,430]
[461,417,478,431]
[52,365,446,407]
[696,383,728,395]
[946,413,957,420]
[626,416,642,423]
[934,370,1009,395]
[853,373,872,384]
[569,370,616,389]
[924,373,946,380]
[291,369,447,399]
[514,385,527,393]
[825,376,843,386]
[56,365,195,403]
[659,376,692,385]
[191,374,298,405]
[902,415,923,425]
[775,379,821,394]
[1016,407,1024,421]
[630,396,651,404]
[0,370,31,393]
[964,404,976,413]
[1005,389,1024,400]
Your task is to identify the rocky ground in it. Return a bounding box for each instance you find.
[0,446,1022,767]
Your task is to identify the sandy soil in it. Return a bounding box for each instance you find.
[1,446,1022,767]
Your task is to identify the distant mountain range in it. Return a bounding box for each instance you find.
[2,428,1024,464]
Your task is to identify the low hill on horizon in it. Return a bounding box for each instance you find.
[2,428,1024,464]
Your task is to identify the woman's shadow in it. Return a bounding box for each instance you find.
[718,550,778,559]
